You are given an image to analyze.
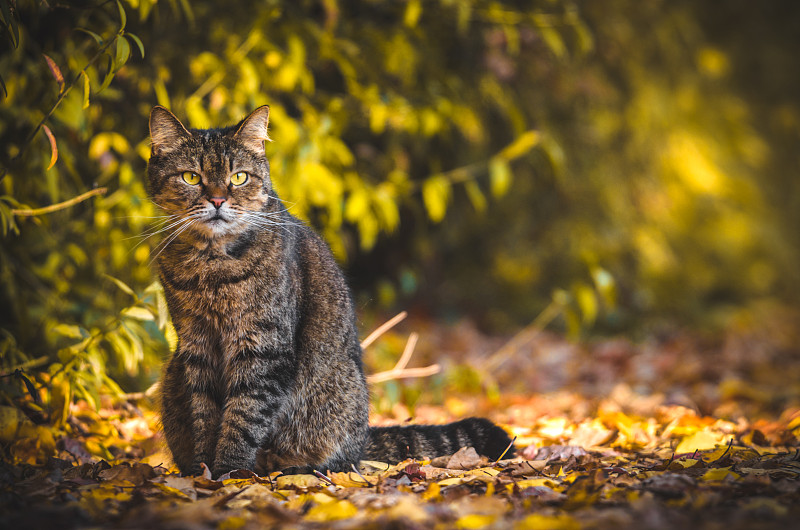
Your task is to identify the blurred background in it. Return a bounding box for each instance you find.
[1,0,799,414]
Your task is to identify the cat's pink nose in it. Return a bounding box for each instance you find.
[209,197,226,209]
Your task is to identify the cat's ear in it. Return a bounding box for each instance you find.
[149,106,191,156]
[234,106,270,155]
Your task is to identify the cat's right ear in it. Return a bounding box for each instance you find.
[149,106,191,156]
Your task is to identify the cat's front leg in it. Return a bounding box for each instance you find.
[212,346,295,477]
[179,346,224,476]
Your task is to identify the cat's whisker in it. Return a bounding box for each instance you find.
[235,213,296,235]
[124,215,187,243]
[149,218,198,267]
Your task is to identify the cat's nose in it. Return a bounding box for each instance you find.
[209,197,226,209]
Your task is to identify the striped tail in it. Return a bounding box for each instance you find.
[363,417,515,464]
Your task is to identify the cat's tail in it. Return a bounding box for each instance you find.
[363,417,515,464]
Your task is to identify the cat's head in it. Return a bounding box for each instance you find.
[146,106,273,240]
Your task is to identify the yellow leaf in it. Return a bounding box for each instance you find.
[438,476,471,487]
[498,130,540,160]
[328,471,377,487]
[464,467,501,478]
[218,516,248,530]
[422,175,450,223]
[305,499,358,522]
[516,514,580,530]
[121,306,155,321]
[422,481,441,501]
[574,282,598,325]
[700,467,740,482]
[675,430,727,454]
[507,478,558,492]
[275,474,321,490]
[489,157,511,198]
[0,406,31,442]
[152,481,193,499]
[403,0,422,27]
[457,514,497,529]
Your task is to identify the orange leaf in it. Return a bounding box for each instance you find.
[42,125,58,170]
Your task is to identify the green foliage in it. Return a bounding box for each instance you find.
[1,0,798,409]
[0,0,575,403]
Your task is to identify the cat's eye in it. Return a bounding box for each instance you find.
[181,171,201,185]
[231,171,249,186]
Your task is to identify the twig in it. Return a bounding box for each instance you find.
[314,470,335,486]
[361,311,407,349]
[12,188,107,217]
[493,435,517,464]
[0,355,49,376]
[367,332,441,384]
[482,300,561,372]
[15,34,119,161]
[350,463,372,486]
[113,380,159,402]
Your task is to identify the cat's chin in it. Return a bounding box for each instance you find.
[193,218,243,239]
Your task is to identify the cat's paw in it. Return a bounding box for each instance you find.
[187,461,211,477]
[280,465,318,476]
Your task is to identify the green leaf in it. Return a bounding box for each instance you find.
[125,32,145,58]
[489,157,511,198]
[1,0,19,48]
[116,0,127,30]
[104,274,137,299]
[121,306,155,321]
[114,35,130,71]
[98,53,115,92]
[75,27,103,45]
[0,73,6,98]
[52,324,87,340]
[422,175,450,223]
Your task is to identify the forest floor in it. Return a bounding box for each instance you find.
[2,301,800,529]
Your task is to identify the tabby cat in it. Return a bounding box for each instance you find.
[147,105,514,477]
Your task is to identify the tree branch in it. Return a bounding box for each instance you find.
[12,187,107,217]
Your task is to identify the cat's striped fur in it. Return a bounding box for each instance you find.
[147,106,514,477]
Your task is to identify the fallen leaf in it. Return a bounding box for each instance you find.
[447,446,483,469]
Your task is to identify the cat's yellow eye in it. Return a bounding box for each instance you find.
[181,171,201,185]
[231,171,249,186]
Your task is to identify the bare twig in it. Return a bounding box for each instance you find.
[314,470,335,485]
[0,355,49,376]
[367,332,441,384]
[493,435,517,464]
[114,380,159,402]
[482,300,561,372]
[360,311,407,349]
[12,188,107,217]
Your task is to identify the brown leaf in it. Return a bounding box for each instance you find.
[446,446,484,470]
[43,54,64,92]
[523,444,588,461]
[97,462,156,486]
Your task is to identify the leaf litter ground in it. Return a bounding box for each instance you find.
[2,304,800,529]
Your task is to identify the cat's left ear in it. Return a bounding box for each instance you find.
[234,106,270,155]
[149,106,192,156]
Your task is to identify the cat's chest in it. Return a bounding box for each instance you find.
[161,249,261,316]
